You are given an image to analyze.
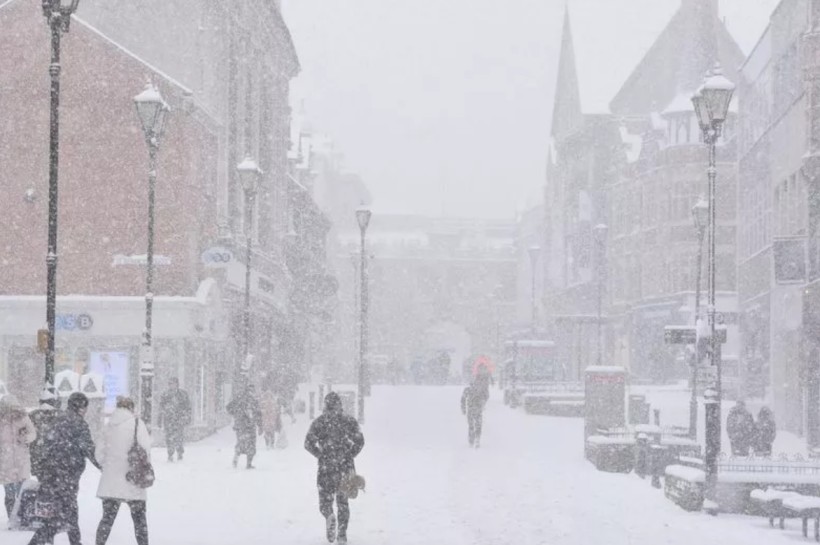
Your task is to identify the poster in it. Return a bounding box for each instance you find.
[89,351,130,411]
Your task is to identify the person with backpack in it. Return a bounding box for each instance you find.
[461,379,489,448]
[158,377,192,462]
[95,396,152,545]
[226,384,262,469]
[0,395,36,518]
[304,392,365,544]
[28,392,100,545]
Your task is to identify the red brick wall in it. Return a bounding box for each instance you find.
[0,0,219,297]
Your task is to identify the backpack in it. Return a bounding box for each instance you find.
[125,419,155,488]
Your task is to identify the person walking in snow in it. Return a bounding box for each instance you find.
[28,388,61,480]
[304,392,365,544]
[753,406,777,457]
[226,384,262,469]
[158,377,191,462]
[461,379,489,448]
[28,392,100,545]
[726,400,755,456]
[0,395,36,518]
[259,386,282,450]
[95,396,151,545]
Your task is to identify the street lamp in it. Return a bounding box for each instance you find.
[692,63,735,510]
[40,0,81,395]
[688,196,709,440]
[134,82,169,427]
[237,156,263,377]
[593,223,608,367]
[355,205,372,423]
[528,246,541,333]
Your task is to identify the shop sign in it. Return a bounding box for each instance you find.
[56,313,94,331]
[201,247,234,267]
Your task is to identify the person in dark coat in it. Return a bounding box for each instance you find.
[158,377,192,462]
[28,387,61,480]
[304,392,365,544]
[28,392,100,545]
[726,400,755,456]
[226,384,262,469]
[461,380,489,448]
[754,406,777,457]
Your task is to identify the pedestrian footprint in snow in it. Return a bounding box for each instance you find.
[304,392,365,544]
[227,384,262,469]
[461,378,488,448]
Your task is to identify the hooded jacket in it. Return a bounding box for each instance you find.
[304,393,365,489]
[0,396,36,484]
[96,408,152,501]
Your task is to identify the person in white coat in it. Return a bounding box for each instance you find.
[95,397,151,545]
[0,395,36,518]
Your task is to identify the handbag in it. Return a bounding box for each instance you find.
[125,418,155,488]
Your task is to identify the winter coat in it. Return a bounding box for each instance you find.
[0,406,36,484]
[727,405,755,454]
[259,395,282,435]
[227,394,262,434]
[96,408,152,502]
[461,385,488,415]
[39,408,97,484]
[754,409,777,456]
[28,404,60,478]
[159,388,192,431]
[305,403,364,490]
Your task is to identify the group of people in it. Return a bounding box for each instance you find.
[727,400,777,456]
[226,383,294,470]
[0,389,151,545]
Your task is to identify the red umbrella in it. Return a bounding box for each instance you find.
[472,355,495,376]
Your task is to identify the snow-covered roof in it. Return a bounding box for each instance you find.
[662,91,695,115]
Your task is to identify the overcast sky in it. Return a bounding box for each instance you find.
[282,0,779,219]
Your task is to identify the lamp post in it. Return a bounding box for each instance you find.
[528,246,541,334]
[692,64,735,509]
[40,0,81,392]
[134,83,169,426]
[237,157,263,378]
[593,223,608,367]
[690,197,709,440]
[355,205,372,423]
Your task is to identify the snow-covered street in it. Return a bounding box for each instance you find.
[0,385,803,545]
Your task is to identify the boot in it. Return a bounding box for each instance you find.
[325,513,337,543]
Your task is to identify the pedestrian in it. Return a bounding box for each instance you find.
[304,392,365,544]
[754,405,777,457]
[95,396,151,545]
[259,387,282,450]
[28,392,100,545]
[726,400,755,456]
[226,384,262,469]
[461,379,488,448]
[28,387,61,480]
[0,395,36,518]
[158,377,191,462]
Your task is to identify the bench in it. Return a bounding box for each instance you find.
[783,495,820,541]
[750,488,802,529]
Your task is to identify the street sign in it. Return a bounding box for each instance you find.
[37,329,49,353]
[201,246,234,268]
[664,326,727,345]
[139,345,155,374]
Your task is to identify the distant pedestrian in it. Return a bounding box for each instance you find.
[95,396,151,545]
[0,395,36,518]
[28,388,61,480]
[259,387,282,449]
[754,406,777,457]
[227,384,262,469]
[305,392,365,544]
[28,392,100,545]
[461,380,488,448]
[726,400,755,456]
[158,377,191,462]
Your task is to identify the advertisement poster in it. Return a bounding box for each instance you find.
[89,351,130,411]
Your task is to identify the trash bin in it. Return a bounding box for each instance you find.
[628,394,650,425]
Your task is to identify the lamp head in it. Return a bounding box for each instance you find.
[134,83,170,144]
[355,205,372,232]
[236,157,263,194]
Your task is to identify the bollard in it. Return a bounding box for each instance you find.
[309,391,316,420]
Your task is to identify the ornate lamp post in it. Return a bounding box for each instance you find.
[237,157,263,378]
[692,64,735,509]
[134,83,169,426]
[40,0,81,392]
[528,246,541,333]
[355,205,372,423]
[593,223,609,366]
[689,197,709,440]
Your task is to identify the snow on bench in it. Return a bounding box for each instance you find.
[587,435,636,445]
[783,495,820,541]
[750,488,803,529]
